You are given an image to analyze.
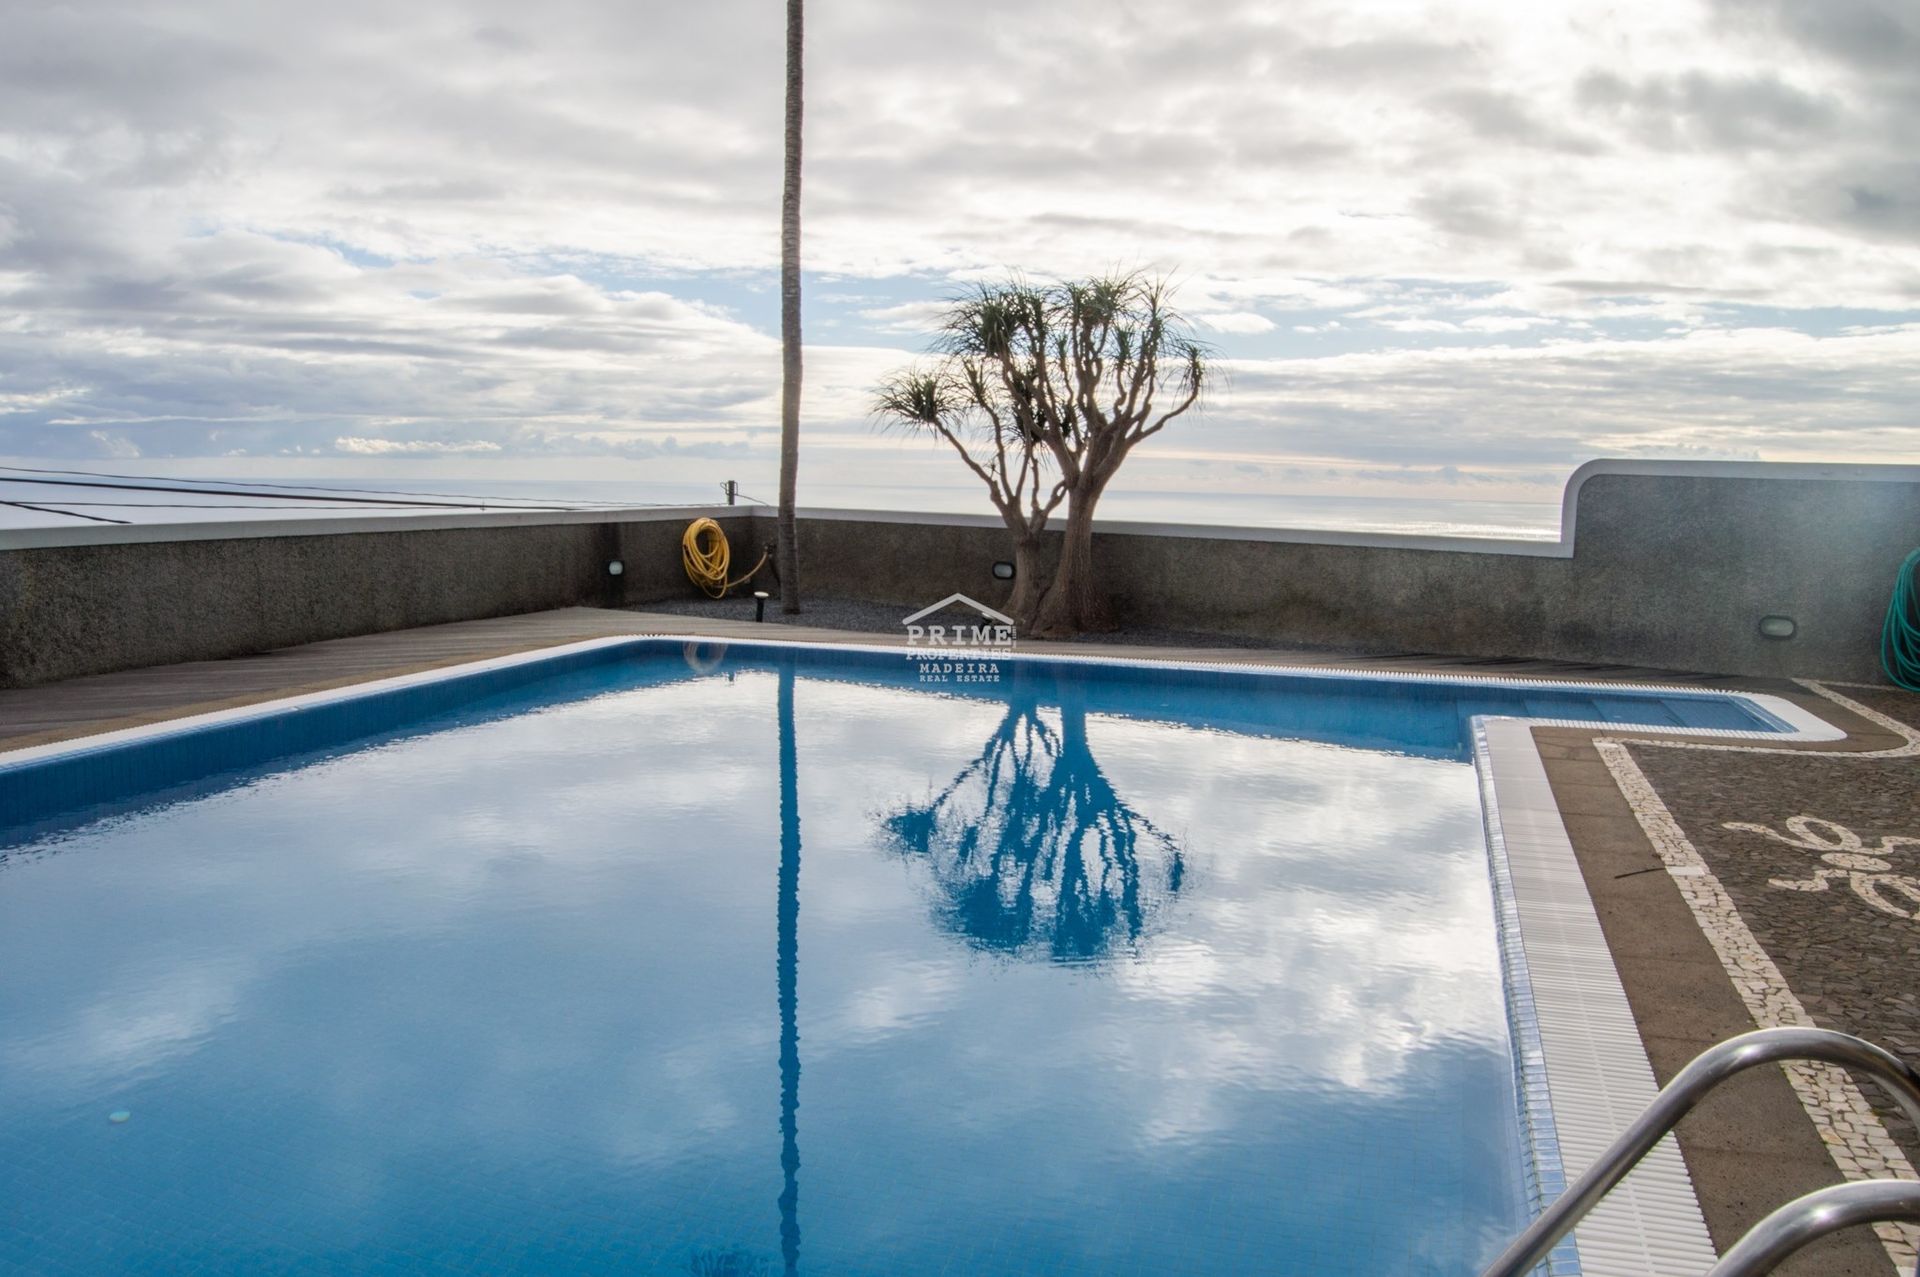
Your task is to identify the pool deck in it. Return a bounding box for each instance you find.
[0,604,1780,751]
[3,604,1917,1276]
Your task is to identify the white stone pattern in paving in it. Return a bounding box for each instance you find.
[1596,680,1920,1277]
[1725,815,1920,920]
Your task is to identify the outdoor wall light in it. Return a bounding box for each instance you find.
[1758,615,1796,639]
[607,560,624,577]
[991,561,1016,580]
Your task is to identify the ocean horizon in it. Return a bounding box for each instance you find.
[0,474,1563,540]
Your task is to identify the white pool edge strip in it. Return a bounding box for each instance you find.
[0,632,1860,1277]
[1478,719,1721,1277]
[0,633,1843,770]
[1474,719,1582,1277]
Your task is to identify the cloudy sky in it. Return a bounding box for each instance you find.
[2,0,1916,521]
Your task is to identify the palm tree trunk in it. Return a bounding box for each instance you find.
[776,0,804,613]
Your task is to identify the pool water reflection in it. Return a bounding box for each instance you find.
[0,642,1764,1275]
[879,684,1187,963]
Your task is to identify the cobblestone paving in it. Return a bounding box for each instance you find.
[1628,688,1920,1155]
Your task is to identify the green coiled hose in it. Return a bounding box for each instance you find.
[1883,546,1920,691]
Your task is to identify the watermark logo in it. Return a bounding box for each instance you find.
[902,594,1015,683]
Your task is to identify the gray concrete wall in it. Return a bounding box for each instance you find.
[790,462,1920,683]
[2,462,1915,689]
[0,510,758,688]
[1541,472,1918,681]
[1105,470,1912,675]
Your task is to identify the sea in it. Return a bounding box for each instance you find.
[0,474,1562,541]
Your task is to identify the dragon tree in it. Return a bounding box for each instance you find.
[873,273,1210,636]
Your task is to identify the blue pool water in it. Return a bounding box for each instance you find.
[0,642,1782,1275]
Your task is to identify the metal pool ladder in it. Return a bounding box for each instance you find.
[1480,1026,1920,1277]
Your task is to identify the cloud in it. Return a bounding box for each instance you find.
[854,300,952,335]
[1410,183,1525,243]
[1711,0,1920,75]
[1576,69,1841,152]
[1217,323,1920,467]
[1195,311,1277,334]
[1779,162,1920,247]
[0,0,1913,500]
[1461,315,1554,332]
[1427,88,1604,154]
[333,437,503,455]
[1376,318,1465,334]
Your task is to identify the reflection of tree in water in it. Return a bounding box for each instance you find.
[687,661,802,1277]
[882,692,1186,962]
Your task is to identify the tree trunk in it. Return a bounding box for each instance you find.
[776,0,804,613]
[1030,493,1112,637]
[1003,532,1047,631]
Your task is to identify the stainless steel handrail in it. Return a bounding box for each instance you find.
[1480,1026,1920,1277]
[1706,1179,1920,1276]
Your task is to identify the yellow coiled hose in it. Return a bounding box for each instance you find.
[681,517,770,598]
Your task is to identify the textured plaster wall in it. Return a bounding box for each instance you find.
[790,471,1919,683]
[1547,474,1918,681]
[0,514,758,688]
[1,469,1914,688]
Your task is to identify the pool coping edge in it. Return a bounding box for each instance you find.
[0,633,1842,772]
[1478,719,1722,1277]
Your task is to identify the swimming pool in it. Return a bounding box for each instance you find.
[0,639,1797,1275]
